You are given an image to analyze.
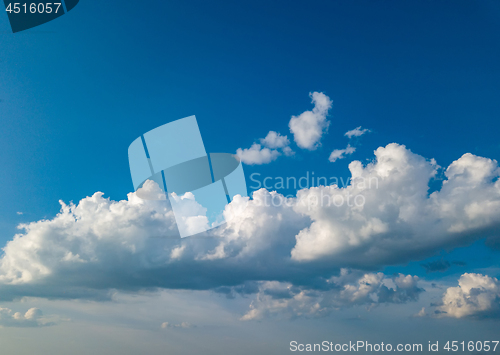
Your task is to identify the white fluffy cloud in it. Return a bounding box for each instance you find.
[0,143,499,305]
[289,92,332,150]
[241,269,422,320]
[345,126,370,139]
[236,91,332,163]
[236,144,281,165]
[260,131,290,149]
[436,273,500,318]
[289,144,500,264]
[237,132,292,165]
[329,144,356,162]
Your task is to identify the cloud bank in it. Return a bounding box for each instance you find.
[0,144,499,310]
[241,269,422,320]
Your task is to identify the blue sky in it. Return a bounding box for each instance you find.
[2,0,500,230]
[1,1,500,353]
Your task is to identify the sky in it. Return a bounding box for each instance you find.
[1,0,500,354]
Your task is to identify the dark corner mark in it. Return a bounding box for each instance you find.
[64,0,78,11]
[3,0,79,33]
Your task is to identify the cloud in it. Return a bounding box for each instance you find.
[0,144,499,304]
[236,144,280,165]
[435,273,500,318]
[420,260,466,273]
[260,131,290,149]
[241,269,422,320]
[290,145,500,263]
[329,144,356,162]
[345,126,370,139]
[289,92,332,150]
[413,307,427,317]
[237,91,332,163]
[161,321,194,329]
[329,126,370,163]
[421,260,451,273]
[236,132,292,165]
[0,307,53,327]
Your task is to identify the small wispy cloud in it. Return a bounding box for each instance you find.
[329,144,356,162]
[329,126,370,163]
[413,307,427,318]
[161,321,195,329]
[421,260,466,273]
[345,126,370,139]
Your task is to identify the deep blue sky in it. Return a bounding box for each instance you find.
[1,0,500,250]
[1,2,500,352]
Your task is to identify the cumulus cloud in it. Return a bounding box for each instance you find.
[329,144,356,162]
[236,132,292,165]
[236,144,280,165]
[290,145,500,263]
[260,131,290,149]
[237,91,332,163]
[289,92,332,150]
[241,269,422,320]
[0,144,499,305]
[0,307,53,327]
[436,273,500,318]
[345,126,370,139]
